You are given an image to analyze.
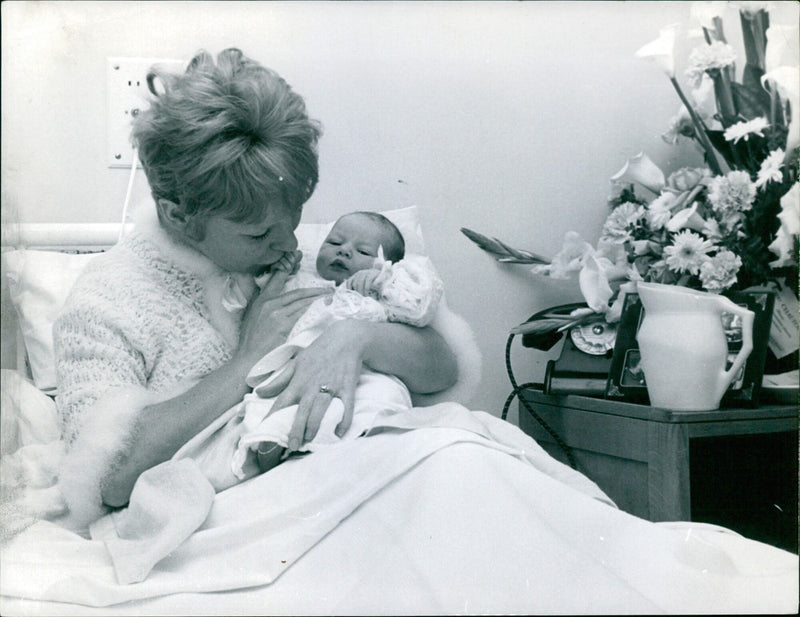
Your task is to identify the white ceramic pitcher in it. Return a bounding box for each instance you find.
[636,282,755,411]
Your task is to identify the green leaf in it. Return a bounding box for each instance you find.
[510,318,573,336]
[460,228,550,264]
[705,130,737,169]
[731,82,771,121]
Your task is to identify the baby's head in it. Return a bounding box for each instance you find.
[316,211,405,284]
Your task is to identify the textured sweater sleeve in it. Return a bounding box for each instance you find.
[54,299,148,446]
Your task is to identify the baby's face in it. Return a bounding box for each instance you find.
[316,214,393,284]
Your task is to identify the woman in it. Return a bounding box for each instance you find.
[53,48,457,529]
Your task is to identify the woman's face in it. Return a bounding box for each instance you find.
[193,205,302,275]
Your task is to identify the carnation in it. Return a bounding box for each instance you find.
[702,217,723,242]
[685,41,737,85]
[707,170,756,215]
[699,249,742,292]
[601,202,645,243]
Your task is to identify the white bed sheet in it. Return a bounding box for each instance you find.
[1,400,797,615]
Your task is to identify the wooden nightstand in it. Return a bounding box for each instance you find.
[519,389,798,552]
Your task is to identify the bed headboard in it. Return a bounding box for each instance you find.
[1,223,131,375]
[2,223,129,252]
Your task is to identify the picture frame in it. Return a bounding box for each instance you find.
[606,289,775,407]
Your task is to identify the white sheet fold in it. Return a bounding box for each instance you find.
[2,403,797,615]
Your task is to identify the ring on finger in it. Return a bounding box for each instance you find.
[318,384,331,394]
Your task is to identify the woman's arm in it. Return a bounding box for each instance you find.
[268,319,458,451]
[101,279,330,507]
[99,354,254,507]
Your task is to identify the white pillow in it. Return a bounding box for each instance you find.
[2,207,425,394]
[3,250,99,392]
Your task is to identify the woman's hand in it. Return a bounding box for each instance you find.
[265,320,458,452]
[270,319,364,450]
[236,269,331,366]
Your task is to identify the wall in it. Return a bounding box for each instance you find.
[3,1,796,421]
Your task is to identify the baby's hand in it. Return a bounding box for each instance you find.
[346,268,382,298]
[273,250,302,275]
[256,251,303,290]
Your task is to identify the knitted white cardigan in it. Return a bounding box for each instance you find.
[53,212,481,533]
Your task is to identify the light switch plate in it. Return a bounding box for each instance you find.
[106,57,184,168]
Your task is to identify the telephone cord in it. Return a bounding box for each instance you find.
[501,332,578,470]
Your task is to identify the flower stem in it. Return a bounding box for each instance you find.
[669,76,723,175]
[711,68,737,125]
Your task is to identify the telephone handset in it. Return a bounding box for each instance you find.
[519,303,616,396]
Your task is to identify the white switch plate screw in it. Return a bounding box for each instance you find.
[106,57,184,168]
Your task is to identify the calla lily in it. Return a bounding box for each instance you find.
[691,2,727,29]
[765,24,800,73]
[763,24,800,152]
[777,182,800,236]
[691,75,723,129]
[691,2,729,40]
[769,182,800,266]
[768,226,796,267]
[762,66,800,154]
[635,24,679,77]
[667,203,707,233]
[610,152,666,194]
[606,280,639,323]
[578,254,614,313]
[737,2,771,18]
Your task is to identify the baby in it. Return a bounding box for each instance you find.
[175,211,444,491]
[274,211,441,338]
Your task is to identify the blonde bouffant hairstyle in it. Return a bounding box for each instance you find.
[132,48,322,236]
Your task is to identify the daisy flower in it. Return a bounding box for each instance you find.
[664,230,713,275]
[755,149,785,188]
[600,202,645,243]
[707,170,756,215]
[723,117,770,144]
[685,41,737,85]
[699,249,742,292]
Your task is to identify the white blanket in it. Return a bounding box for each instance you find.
[174,369,413,492]
[1,396,797,615]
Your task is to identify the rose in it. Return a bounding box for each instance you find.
[666,167,710,192]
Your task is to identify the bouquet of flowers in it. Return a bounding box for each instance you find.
[463,1,799,339]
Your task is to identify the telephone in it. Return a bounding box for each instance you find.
[519,303,616,396]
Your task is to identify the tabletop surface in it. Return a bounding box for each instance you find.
[521,389,798,424]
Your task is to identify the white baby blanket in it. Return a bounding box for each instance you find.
[172,369,412,492]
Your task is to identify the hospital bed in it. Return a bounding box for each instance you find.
[1,213,797,615]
